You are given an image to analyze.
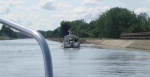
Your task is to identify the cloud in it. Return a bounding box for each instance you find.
[135,7,150,14]
[73,7,89,14]
[8,0,24,7]
[83,0,102,6]
[0,0,24,14]
[72,6,110,21]
[0,7,10,14]
[39,0,71,10]
[0,1,61,31]
[57,2,71,8]
[39,0,56,10]
[52,6,111,23]
[142,0,150,4]
[0,0,113,31]
[1,11,53,30]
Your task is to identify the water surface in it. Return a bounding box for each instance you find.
[0,39,150,77]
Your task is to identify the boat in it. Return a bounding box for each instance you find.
[63,30,80,48]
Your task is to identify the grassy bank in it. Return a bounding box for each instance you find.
[0,36,5,40]
[0,36,14,40]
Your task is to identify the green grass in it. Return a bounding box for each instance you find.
[0,36,4,40]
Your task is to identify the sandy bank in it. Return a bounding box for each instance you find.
[48,38,150,50]
[85,39,150,50]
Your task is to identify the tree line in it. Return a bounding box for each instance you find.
[43,7,150,39]
[0,7,150,39]
[0,25,29,38]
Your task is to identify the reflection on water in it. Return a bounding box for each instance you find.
[0,39,150,77]
[102,52,136,76]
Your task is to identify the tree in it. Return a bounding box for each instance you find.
[60,21,71,37]
[43,7,150,39]
[96,7,139,38]
[1,25,18,38]
[0,30,2,36]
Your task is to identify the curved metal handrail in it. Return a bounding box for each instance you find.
[0,17,53,77]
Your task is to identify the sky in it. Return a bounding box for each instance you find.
[0,0,150,31]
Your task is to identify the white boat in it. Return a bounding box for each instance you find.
[63,30,80,48]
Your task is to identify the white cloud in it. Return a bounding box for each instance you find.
[72,6,110,21]
[8,0,24,7]
[1,11,53,30]
[0,0,23,14]
[83,0,101,6]
[39,0,56,10]
[0,0,24,14]
[142,0,150,4]
[0,6,10,14]
[52,6,111,23]
[135,7,150,14]
[39,0,71,10]
[57,2,71,8]
[0,0,55,30]
[73,7,89,14]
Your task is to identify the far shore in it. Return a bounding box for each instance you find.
[48,38,150,51]
[1,37,150,51]
[0,36,5,40]
[84,39,150,51]
[0,36,17,40]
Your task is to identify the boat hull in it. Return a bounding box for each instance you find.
[63,41,80,48]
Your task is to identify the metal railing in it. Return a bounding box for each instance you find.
[0,17,53,77]
[120,32,150,39]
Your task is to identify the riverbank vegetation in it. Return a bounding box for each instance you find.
[41,7,150,39]
[0,25,29,39]
[0,36,4,40]
[0,7,150,39]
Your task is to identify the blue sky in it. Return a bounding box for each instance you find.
[0,0,150,30]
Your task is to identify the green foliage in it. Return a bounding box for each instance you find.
[1,7,149,39]
[26,7,150,39]
[0,25,30,38]
[1,25,18,38]
[0,36,4,40]
[60,21,71,37]
[95,7,139,38]
[0,26,1,35]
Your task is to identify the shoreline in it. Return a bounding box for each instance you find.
[0,36,5,40]
[48,38,150,51]
[1,37,149,51]
[85,39,150,51]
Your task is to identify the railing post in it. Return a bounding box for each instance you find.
[0,17,53,77]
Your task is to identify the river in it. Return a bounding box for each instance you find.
[0,39,150,77]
